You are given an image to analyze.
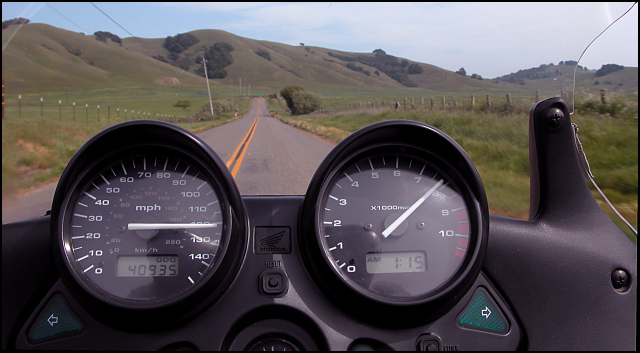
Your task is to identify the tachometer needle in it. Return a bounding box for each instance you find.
[128,223,219,230]
[381,179,444,238]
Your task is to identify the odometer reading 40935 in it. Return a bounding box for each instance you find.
[116,255,178,277]
[62,151,227,306]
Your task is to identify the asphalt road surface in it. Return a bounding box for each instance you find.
[2,98,336,224]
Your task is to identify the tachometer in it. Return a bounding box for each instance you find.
[318,152,470,299]
[300,120,488,326]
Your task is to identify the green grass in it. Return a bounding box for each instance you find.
[2,85,249,123]
[275,95,637,243]
[2,86,251,198]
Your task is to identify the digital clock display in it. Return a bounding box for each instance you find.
[116,255,178,277]
[365,251,426,274]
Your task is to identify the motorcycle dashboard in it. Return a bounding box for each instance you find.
[2,98,636,350]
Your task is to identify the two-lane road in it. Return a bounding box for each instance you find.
[2,98,335,224]
[200,97,335,195]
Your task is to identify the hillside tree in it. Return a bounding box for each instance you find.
[173,100,191,111]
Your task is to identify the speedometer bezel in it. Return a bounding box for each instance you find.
[50,120,248,331]
[299,120,489,327]
[58,144,231,308]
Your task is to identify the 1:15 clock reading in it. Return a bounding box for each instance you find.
[365,251,426,274]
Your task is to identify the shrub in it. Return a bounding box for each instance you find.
[408,63,423,74]
[194,101,232,120]
[164,33,199,54]
[2,17,29,29]
[280,85,306,110]
[290,90,321,115]
[279,86,321,115]
[255,50,271,61]
[595,64,624,77]
[94,31,122,45]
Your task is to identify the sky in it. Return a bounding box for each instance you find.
[2,2,638,79]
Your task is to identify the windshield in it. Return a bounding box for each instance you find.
[2,2,637,240]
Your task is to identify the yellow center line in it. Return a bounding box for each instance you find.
[225,99,260,178]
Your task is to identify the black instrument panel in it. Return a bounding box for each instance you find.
[2,98,636,350]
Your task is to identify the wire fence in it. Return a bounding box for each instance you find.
[311,91,571,116]
[2,97,200,123]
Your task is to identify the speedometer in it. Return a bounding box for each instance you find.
[51,121,247,328]
[62,150,224,306]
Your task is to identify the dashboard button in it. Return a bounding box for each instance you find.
[416,334,441,351]
[457,287,508,334]
[28,293,84,344]
[260,269,288,296]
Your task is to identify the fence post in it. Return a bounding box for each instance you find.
[442,97,446,109]
[97,105,100,120]
[430,96,434,109]
[535,90,540,102]
[600,89,608,104]
[471,94,475,110]
[506,93,512,106]
[452,96,457,110]
[40,97,43,118]
[85,103,88,122]
[421,96,424,109]
[72,102,76,122]
[411,98,415,109]
[18,95,21,118]
[59,100,62,121]
[486,94,492,108]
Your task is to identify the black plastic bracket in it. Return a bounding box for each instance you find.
[528,97,599,222]
[484,97,636,350]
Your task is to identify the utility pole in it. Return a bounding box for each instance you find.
[203,58,214,117]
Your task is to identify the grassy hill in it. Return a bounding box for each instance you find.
[2,23,206,93]
[2,23,637,97]
[2,23,527,94]
[495,62,638,96]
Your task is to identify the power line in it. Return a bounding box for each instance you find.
[90,2,140,42]
[141,3,172,38]
[46,3,89,34]
[115,2,154,38]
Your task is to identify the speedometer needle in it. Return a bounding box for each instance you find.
[381,179,444,238]
[128,223,220,230]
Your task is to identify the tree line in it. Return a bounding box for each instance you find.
[327,49,423,87]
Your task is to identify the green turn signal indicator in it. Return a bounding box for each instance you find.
[457,287,509,334]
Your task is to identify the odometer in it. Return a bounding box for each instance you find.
[60,149,227,307]
[116,255,179,277]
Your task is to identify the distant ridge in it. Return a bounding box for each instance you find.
[2,22,637,95]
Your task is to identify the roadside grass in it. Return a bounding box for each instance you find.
[2,86,251,199]
[275,97,637,243]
